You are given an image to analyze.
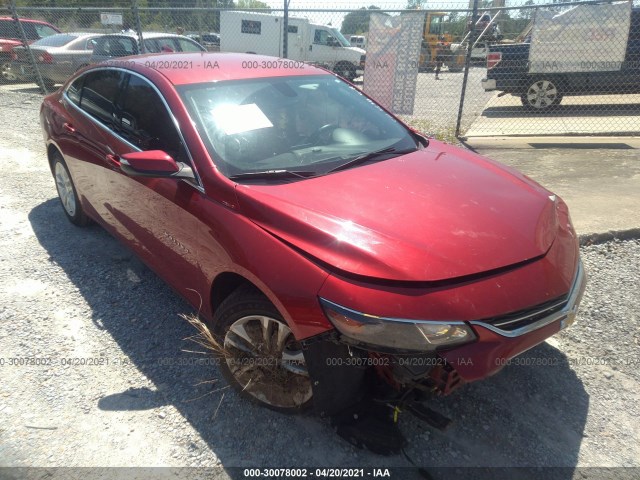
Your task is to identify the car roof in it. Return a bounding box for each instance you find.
[47,32,99,37]
[0,17,56,25]
[91,52,330,85]
[98,32,192,40]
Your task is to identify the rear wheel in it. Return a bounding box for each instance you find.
[51,152,91,226]
[213,288,313,413]
[521,78,563,111]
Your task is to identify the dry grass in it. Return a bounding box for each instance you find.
[180,313,232,359]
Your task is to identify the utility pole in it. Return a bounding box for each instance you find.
[283,0,289,58]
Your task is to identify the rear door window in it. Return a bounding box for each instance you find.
[0,20,19,40]
[176,38,204,51]
[94,36,137,57]
[143,38,161,53]
[79,69,125,128]
[156,37,177,53]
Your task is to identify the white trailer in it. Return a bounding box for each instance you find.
[220,11,364,81]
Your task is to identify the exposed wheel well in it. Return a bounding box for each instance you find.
[47,144,62,172]
[210,272,263,315]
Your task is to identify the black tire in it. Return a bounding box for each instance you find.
[51,152,91,227]
[212,287,313,414]
[521,78,563,111]
[334,62,356,82]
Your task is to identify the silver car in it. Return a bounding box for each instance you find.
[90,32,205,62]
[10,32,102,88]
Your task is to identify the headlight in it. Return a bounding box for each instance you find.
[320,298,476,352]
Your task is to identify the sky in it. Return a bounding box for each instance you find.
[261,0,477,29]
[260,0,540,29]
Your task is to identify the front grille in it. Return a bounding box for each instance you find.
[479,294,569,332]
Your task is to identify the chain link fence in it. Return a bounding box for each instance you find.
[1,0,639,139]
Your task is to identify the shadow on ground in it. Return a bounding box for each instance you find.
[29,198,589,479]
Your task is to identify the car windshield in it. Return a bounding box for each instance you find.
[331,28,351,47]
[32,33,77,47]
[179,75,418,179]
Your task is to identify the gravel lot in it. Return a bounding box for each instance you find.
[0,85,639,478]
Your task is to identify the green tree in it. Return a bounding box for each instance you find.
[235,0,270,9]
[406,0,426,8]
[340,5,385,35]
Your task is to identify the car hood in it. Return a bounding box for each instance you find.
[0,39,25,49]
[235,140,558,282]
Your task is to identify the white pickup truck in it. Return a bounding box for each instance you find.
[220,11,365,81]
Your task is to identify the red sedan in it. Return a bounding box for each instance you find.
[40,52,586,415]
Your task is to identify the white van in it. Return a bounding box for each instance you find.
[349,35,366,49]
[220,11,365,81]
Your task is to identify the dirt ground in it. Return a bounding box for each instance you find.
[0,85,639,480]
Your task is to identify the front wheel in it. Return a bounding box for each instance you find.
[1,61,17,82]
[213,288,313,413]
[51,153,91,226]
[521,78,563,111]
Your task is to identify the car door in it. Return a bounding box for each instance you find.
[57,69,126,219]
[95,72,208,305]
[67,36,99,72]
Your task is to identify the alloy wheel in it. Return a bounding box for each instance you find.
[54,161,77,217]
[525,79,559,110]
[223,315,312,409]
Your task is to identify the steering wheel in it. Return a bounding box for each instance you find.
[308,123,339,146]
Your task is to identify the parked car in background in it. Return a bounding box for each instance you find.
[90,32,204,62]
[451,40,489,62]
[41,52,585,417]
[0,17,60,82]
[9,32,102,88]
[189,32,220,51]
[349,35,366,49]
[482,5,640,110]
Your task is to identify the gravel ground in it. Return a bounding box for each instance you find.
[0,85,639,478]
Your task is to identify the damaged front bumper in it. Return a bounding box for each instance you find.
[307,260,586,407]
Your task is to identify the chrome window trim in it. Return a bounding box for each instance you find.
[62,66,205,193]
[470,260,586,338]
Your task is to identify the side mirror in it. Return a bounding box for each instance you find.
[120,150,196,180]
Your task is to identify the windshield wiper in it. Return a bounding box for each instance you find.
[326,146,418,174]
[229,169,317,181]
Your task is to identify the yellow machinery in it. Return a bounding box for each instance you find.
[418,12,465,72]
